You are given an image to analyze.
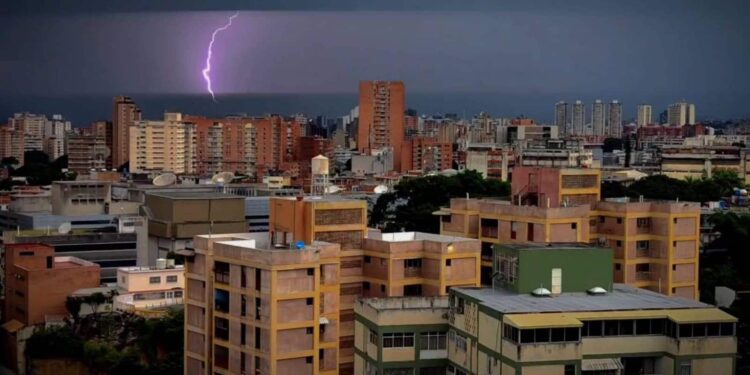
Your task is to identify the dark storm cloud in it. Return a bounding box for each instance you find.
[0,0,749,121]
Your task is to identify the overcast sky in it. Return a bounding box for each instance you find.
[1,0,749,121]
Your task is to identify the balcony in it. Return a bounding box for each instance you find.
[404,267,422,278]
[635,271,653,282]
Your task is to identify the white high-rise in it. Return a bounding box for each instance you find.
[591,100,606,136]
[9,113,47,152]
[571,100,585,135]
[637,104,652,126]
[668,101,696,126]
[555,101,568,134]
[129,112,196,174]
[607,100,622,137]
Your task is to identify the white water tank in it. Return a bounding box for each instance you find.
[311,155,329,175]
[156,258,167,270]
[166,258,175,268]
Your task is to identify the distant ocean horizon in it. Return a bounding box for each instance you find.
[1,92,748,126]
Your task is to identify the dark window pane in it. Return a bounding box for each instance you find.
[720,323,735,336]
[588,321,603,336]
[605,320,619,336]
[521,330,534,343]
[565,328,579,341]
[550,328,565,342]
[619,320,634,335]
[636,320,650,335]
[651,319,665,335]
[535,329,549,342]
[707,323,720,336]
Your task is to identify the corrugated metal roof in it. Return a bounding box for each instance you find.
[582,358,624,371]
[455,284,708,314]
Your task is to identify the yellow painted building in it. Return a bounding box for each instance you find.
[183,232,341,375]
[449,286,736,375]
[184,196,481,375]
[437,197,701,299]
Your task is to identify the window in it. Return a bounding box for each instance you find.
[20,251,35,256]
[636,240,649,250]
[496,253,518,284]
[241,295,247,317]
[404,259,422,268]
[306,356,312,364]
[215,317,229,340]
[599,216,605,223]
[166,275,178,283]
[616,218,622,224]
[455,334,467,351]
[364,256,371,263]
[517,328,579,344]
[14,290,24,298]
[564,364,576,375]
[240,267,247,288]
[446,259,452,266]
[307,268,314,276]
[383,332,415,348]
[510,221,517,239]
[616,240,622,247]
[381,284,386,293]
[420,332,447,350]
[369,330,378,345]
[363,281,370,290]
[615,263,621,271]
[679,361,691,375]
[306,297,313,305]
[404,284,422,296]
[255,297,261,320]
[637,218,651,228]
[215,261,230,284]
[503,325,519,343]
[255,327,261,349]
[306,327,313,334]
[571,223,577,229]
[255,269,261,291]
[149,276,161,284]
[456,297,465,314]
[240,323,246,345]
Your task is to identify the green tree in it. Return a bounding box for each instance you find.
[601,181,627,198]
[66,296,83,324]
[602,138,623,153]
[370,170,510,233]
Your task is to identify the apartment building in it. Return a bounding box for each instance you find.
[511,166,601,208]
[401,137,453,173]
[129,112,195,174]
[448,243,733,375]
[114,265,185,313]
[183,232,343,375]
[518,140,594,168]
[183,196,479,374]
[465,149,513,182]
[65,133,109,174]
[354,297,449,375]
[254,116,302,180]
[660,145,750,184]
[113,96,141,168]
[592,200,700,299]
[437,179,700,299]
[358,81,406,172]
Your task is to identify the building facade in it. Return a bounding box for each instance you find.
[668,102,696,126]
[113,96,141,168]
[358,81,406,172]
[637,104,652,127]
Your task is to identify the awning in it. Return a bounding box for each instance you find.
[319,317,330,325]
[582,358,624,371]
[1,319,25,333]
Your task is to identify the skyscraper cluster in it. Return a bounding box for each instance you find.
[556,99,622,137]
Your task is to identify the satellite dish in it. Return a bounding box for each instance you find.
[373,185,388,194]
[58,222,72,234]
[211,172,235,185]
[715,286,737,308]
[325,185,341,194]
[153,173,177,186]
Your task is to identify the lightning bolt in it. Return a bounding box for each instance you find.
[202,12,239,102]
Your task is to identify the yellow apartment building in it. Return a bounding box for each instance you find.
[437,196,701,299]
[183,232,342,375]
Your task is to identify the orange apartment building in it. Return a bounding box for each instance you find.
[254,116,302,180]
[1,243,100,373]
[357,81,406,172]
[438,196,700,300]
[112,96,141,168]
[183,196,481,375]
[400,137,453,173]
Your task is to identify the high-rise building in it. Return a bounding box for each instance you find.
[607,100,623,137]
[253,116,302,179]
[128,112,195,174]
[554,101,568,135]
[89,120,113,169]
[591,100,605,136]
[400,137,453,173]
[66,134,109,174]
[9,112,46,153]
[357,81,405,171]
[667,101,696,126]
[571,100,585,135]
[637,104,652,126]
[0,126,24,165]
[112,96,141,169]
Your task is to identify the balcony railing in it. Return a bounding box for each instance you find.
[635,271,653,281]
[404,267,422,278]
